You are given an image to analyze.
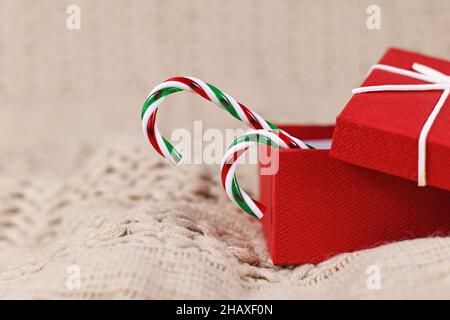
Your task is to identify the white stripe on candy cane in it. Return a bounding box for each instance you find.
[221,129,291,219]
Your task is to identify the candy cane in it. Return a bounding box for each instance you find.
[141,76,311,164]
[221,129,301,219]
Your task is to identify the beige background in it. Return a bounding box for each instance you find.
[0,0,449,299]
[1,0,449,158]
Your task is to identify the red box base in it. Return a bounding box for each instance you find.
[259,125,450,265]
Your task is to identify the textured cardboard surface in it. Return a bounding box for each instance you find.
[331,48,450,191]
[261,126,450,265]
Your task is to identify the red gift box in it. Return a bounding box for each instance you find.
[259,125,450,265]
[330,48,450,192]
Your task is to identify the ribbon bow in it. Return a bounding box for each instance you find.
[352,63,450,187]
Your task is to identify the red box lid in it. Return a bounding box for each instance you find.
[330,48,450,192]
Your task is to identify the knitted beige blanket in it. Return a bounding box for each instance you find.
[0,0,449,299]
[0,141,449,299]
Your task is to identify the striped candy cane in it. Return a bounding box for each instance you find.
[141,76,310,164]
[221,129,301,219]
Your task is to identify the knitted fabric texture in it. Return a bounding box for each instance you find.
[0,142,449,299]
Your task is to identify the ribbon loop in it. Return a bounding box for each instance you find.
[412,63,449,83]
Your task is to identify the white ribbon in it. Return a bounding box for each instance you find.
[352,63,450,187]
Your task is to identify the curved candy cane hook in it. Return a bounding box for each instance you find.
[221,129,302,219]
[141,76,310,164]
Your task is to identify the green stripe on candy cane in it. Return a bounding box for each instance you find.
[221,129,295,219]
[141,76,310,165]
[207,83,242,121]
[141,87,182,119]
